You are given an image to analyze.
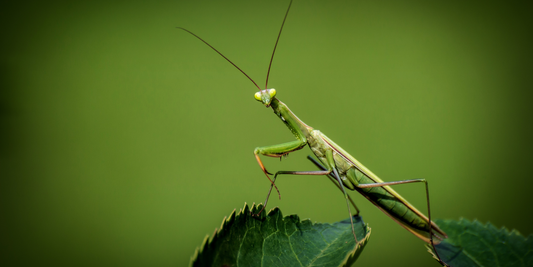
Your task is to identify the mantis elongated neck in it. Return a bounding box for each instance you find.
[270,98,313,141]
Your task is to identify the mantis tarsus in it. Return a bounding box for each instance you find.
[178,0,447,264]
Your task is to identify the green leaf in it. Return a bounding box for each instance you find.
[190,203,371,267]
[427,218,533,267]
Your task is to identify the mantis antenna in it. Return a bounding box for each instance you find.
[176,27,261,90]
[265,0,292,89]
[176,0,293,92]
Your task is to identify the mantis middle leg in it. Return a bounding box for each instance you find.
[256,150,359,242]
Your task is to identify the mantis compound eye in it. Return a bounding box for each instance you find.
[254,89,277,105]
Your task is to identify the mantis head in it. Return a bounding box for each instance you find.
[254,89,277,107]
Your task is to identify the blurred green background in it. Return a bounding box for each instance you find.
[2,0,532,266]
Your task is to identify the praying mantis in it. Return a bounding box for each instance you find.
[178,0,447,264]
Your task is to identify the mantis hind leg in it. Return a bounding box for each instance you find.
[350,173,446,265]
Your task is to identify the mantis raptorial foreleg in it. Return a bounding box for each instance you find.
[253,139,307,202]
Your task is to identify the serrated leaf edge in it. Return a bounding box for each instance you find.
[188,202,270,266]
[189,203,372,267]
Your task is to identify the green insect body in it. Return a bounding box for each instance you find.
[253,90,446,244]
